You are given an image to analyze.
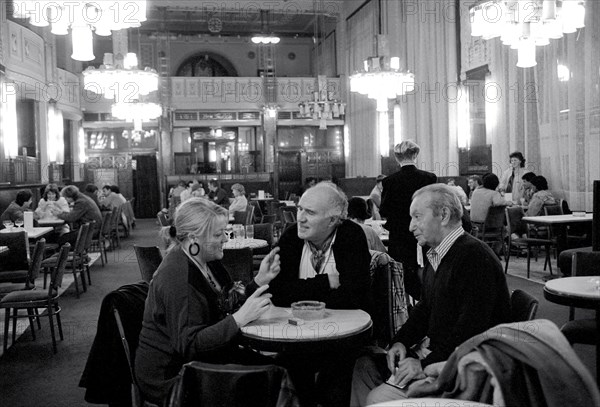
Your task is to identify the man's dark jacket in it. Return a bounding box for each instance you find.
[268,220,371,311]
[380,164,436,268]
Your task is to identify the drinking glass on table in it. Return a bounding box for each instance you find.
[245,224,254,239]
[14,219,24,228]
[2,220,13,231]
[233,224,245,239]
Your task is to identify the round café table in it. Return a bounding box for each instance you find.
[368,399,493,407]
[222,238,268,250]
[544,276,600,386]
[241,306,372,353]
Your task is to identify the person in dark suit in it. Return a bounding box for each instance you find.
[380,140,436,298]
[351,184,511,406]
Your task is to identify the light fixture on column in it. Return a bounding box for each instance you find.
[12,1,147,61]
[469,0,585,68]
[47,102,64,163]
[111,101,162,132]
[298,5,345,126]
[251,10,280,44]
[349,36,415,112]
[262,104,279,119]
[83,52,159,101]
[1,81,19,158]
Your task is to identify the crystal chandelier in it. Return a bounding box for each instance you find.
[111,101,162,132]
[83,52,159,101]
[470,0,585,68]
[350,55,415,112]
[298,76,346,129]
[11,1,147,61]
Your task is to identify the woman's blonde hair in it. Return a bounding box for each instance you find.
[161,197,228,251]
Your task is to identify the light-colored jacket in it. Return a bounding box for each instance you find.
[498,167,531,203]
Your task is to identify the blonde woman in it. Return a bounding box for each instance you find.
[135,198,281,405]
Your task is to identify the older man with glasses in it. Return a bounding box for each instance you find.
[351,184,511,406]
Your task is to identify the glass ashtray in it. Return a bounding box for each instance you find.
[291,301,326,320]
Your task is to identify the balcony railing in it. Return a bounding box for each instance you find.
[0,156,41,184]
[168,77,343,111]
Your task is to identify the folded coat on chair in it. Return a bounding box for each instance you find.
[407,319,600,407]
[79,281,149,405]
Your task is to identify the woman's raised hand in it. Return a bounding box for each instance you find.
[232,284,272,327]
[254,247,281,286]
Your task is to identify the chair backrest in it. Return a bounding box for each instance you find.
[232,211,247,225]
[100,210,113,235]
[543,204,563,216]
[74,223,91,256]
[167,361,298,407]
[261,214,277,224]
[510,289,539,322]
[109,282,150,407]
[28,238,46,287]
[133,245,163,282]
[50,243,71,293]
[83,220,96,252]
[245,205,255,225]
[268,201,286,217]
[473,206,505,243]
[111,205,123,229]
[369,250,409,348]
[484,205,506,230]
[221,248,253,285]
[253,223,274,248]
[561,198,572,215]
[0,230,30,271]
[248,201,263,222]
[505,206,525,237]
[572,251,600,277]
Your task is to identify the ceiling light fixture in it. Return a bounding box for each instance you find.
[82,52,159,101]
[469,0,585,68]
[11,0,147,61]
[349,36,416,112]
[111,101,162,132]
[252,10,280,45]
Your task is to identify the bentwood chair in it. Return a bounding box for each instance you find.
[471,205,507,260]
[90,211,112,267]
[0,239,46,298]
[167,361,298,407]
[0,230,30,284]
[249,201,263,223]
[1,243,70,353]
[510,289,539,322]
[252,223,274,270]
[133,245,163,283]
[42,223,90,298]
[222,248,254,285]
[505,207,555,278]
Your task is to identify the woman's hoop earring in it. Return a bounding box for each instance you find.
[188,242,200,256]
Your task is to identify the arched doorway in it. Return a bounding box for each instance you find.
[175,52,238,77]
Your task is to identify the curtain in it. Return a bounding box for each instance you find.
[345,0,379,177]
[397,0,459,176]
[486,1,600,211]
[535,0,600,211]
